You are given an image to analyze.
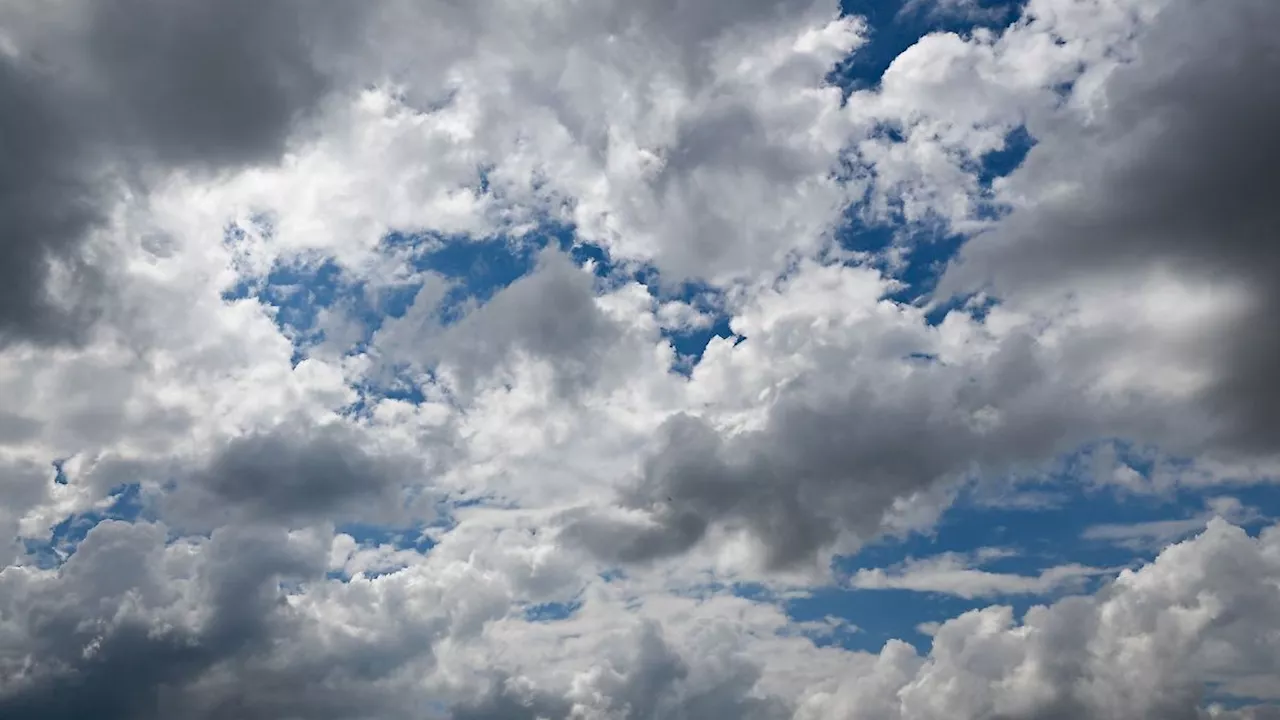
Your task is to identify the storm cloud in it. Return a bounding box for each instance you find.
[0,0,365,345]
[940,0,1280,455]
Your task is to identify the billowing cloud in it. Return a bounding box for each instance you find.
[0,0,366,345]
[938,0,1280,456]
[799,519,1280,719]
[1,0,1278,717]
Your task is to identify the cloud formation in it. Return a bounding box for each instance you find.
[939,0,1280,456]
[0,0,363,345]
[1,0,1278,717]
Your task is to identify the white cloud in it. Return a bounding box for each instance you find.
[850,547,1114,599]
[800,519,1280,719]
[1,0,1279,717]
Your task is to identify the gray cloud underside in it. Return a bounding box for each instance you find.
[567,333,1145,569]
[571,0,1280,571]
[3,0,1279,718]
[0,0,363,346]
[161,421,424,531]
[374,247,624,397]
[450,623,788,720]
[940,0,1280,454]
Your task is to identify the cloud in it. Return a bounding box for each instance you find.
[374,248,627,398]
[448,619,792,720]
[0,0,367,346]
[565,260,1180,571]
[161,420,428,530]
[0,53,106,345]
[1081,496,1265,551]
[938,0,1280,457]
[0,521,333,720]
[897,0,1016,24]
[557,0,1280,574]
[449,678,573,720]
[800,519,1280,719]
[849,548,1112,599]
[1,0,1279,718]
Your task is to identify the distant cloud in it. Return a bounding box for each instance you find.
[1083,496,1265,551]
[850,547,1114,599]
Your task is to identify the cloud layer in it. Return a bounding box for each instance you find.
[1,0,1277,717]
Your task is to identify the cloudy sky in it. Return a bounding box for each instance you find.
[1,0,1279,717]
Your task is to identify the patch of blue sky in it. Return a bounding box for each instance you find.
[788,586,974,653]
[834,194,1021,326]
[780,441,1280,654]
[826,0,1039,317]
[391,228,552,316]
[523,599,583,623]
[337,521,438,553]
[227,207,758,385]
[23,483,146,569]
[394,224,742,376]
[51,457,69,485]
[342,370,431,421]
[579,251,744,372]
[1204,693,1278,714]
[668,314,738,376]
[976,124,1035,189]
[831,202,969,315]
[325,521,441,581]
[220,222,560,378]
[834,121,1034,308]
[597,568,628,583]
[222,248,422,364]
[833,0,1027,97]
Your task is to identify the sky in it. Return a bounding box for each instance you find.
[1,0,1279,718]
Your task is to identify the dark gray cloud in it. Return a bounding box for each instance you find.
[0,0,368,346]
[938,0,1280,455]
[0,519,440,720]
[0,56,105,345]
[163,421,419,530]
[0,522,322,720]
[78,0,343,168]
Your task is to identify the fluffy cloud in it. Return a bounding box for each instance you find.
[0,0,370,346]
[938,0,1280,456]
[1,0,1278,717]
[799,520,1280,720]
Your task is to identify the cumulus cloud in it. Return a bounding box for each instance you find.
[2,0,1279,717]
[0,0,368,346]
[161,420,429,531]
[0,521,334,720]
[374,248,628,399]
[799,519,1280,719]
[565,258,1194,570]
[555,0,1280,576]
[938,0,1280,456]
